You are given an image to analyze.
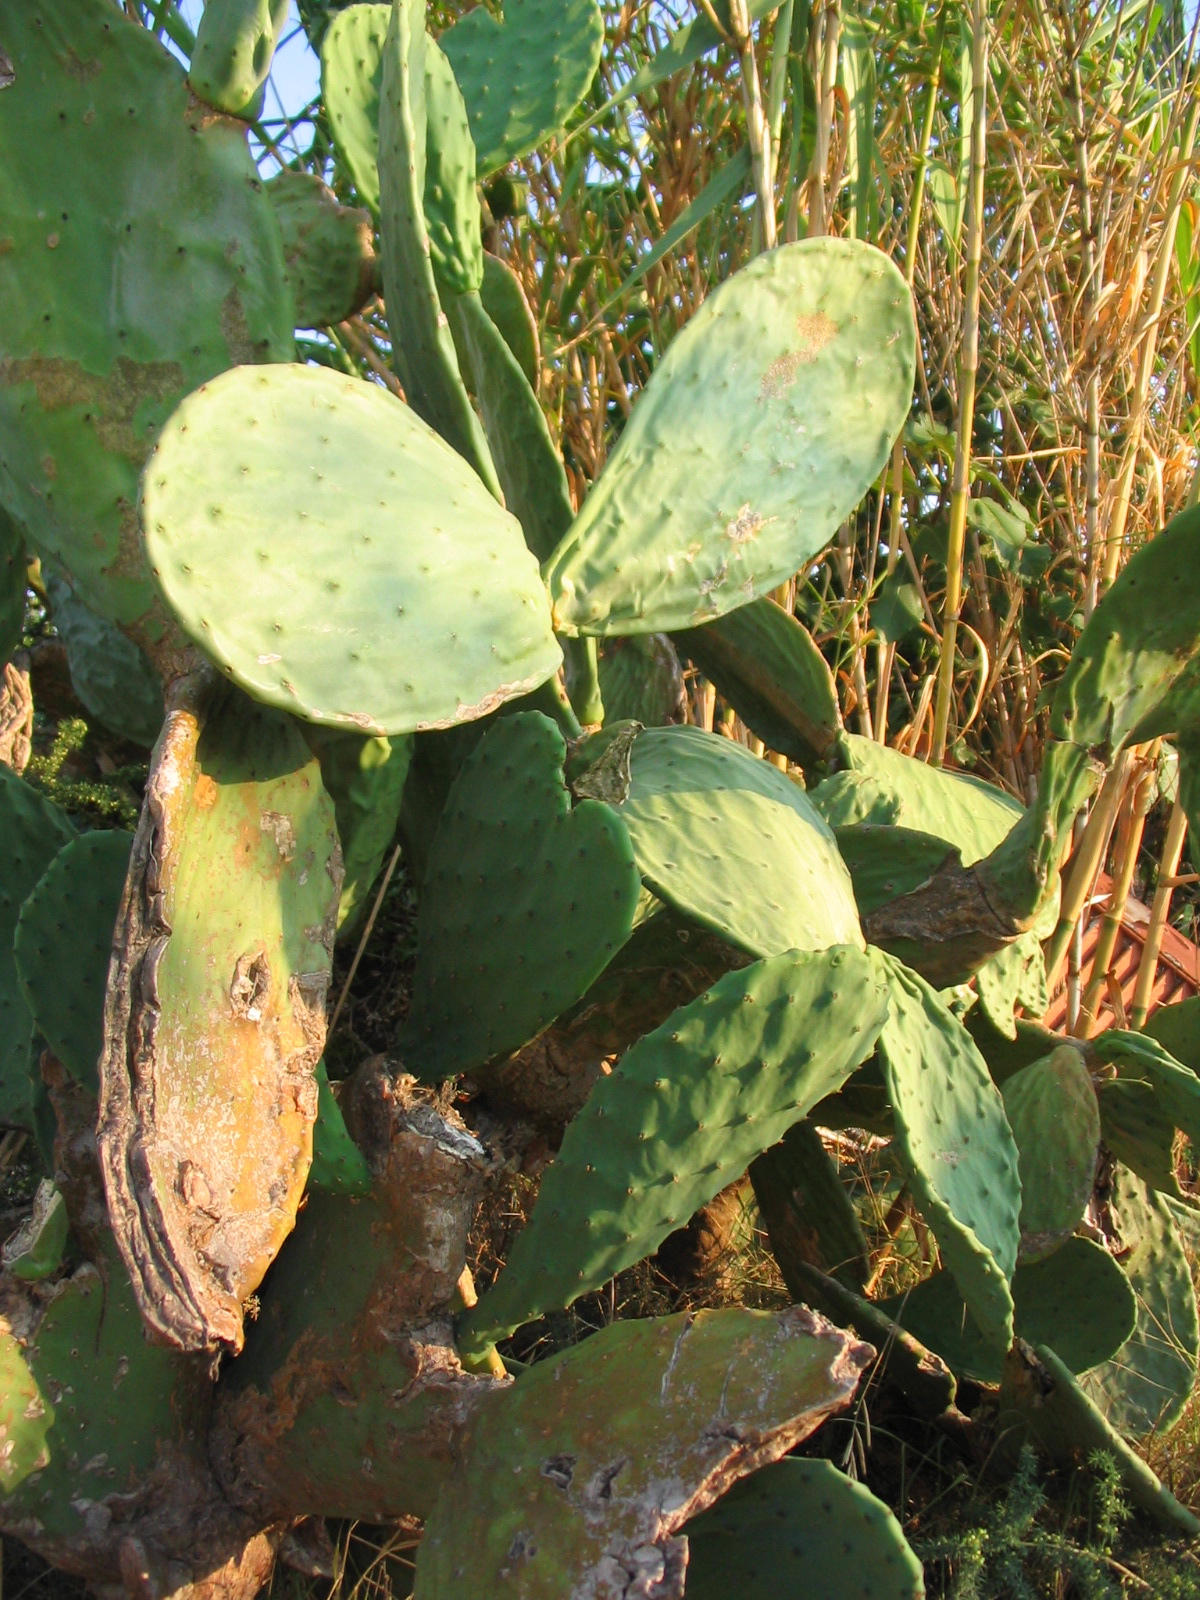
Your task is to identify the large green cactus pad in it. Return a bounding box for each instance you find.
[616,725,862,958]
[673,600,842,768]
[402,711,641,1080]
[141,362,559,734]
[882,1237,1136,1385]
[416,1306,873,1600]
[0,0,293,641]
[1094,1028,1200,1152]
[684,1458,924,1600]
[15,830,132,1092]
[97,683,342,1354]
[0,1241,205,1549]
[439,0,604,177]
[1080,1165,1200,1438]
[545,240,915,636]
[1051,504,1200,752]
[873,950,1020,1351]
[0,770,74,1128]
[1003,1045,1100,1261]
[813,732,1023,858]
[43,571,164,747]
[460,945,888,1356]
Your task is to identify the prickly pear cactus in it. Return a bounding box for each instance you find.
[684,1457,925,1600]
[42,572,164,747]
[459,945,888,1357]
[0,769,74,1128]
[141,362,561,733]
[617,725,862,958]
[402,711,642,1081]
[872,949,1021,1351]
[882,1236,1136,1385]
[265,169,377,330]
[0,0,293,648]
[1002,1044,1100,1261]
[545,240,916,636]
[97,680,342,1354]
[415,1307,875,1600]
[189,0,290,118]
[14,829,132,1091]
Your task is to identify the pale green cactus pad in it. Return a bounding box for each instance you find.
[402,711,642,1081]
[15,829,132,1092]
[0,770,74,1128]
[0,0,293,642]
[416,1306,874,1599]
[545,240,915,637]
[616,725,862,958]
[673,599,843,768]
[459,945,888,1357]
[1095,1028,1200,1152]
[141,362,560,734]
[1080,1165,1200,1438]
[321,4,392,211]
[422,34,484,296]
[872,949,1020,1352]
[480,253,540,390]
[882,1237,1136,1385]
[684,1458,924,1600]
[1002,1045,1100,1261]
[188,0,290,117]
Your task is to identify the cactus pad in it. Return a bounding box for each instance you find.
[481,253,540,390]
[141,362,560,734]
[188,0,290,117]
[1002,1045,1100,1260]
[749,1119,870,1291]
[0,769,74,1128]
[321,4,391,210]
[0,0,292,641]
[378,0,499,488]
[873,950,1021,1352]
[266,169,377,329]
[460,945,888,1355]
[416,1306,874,1600]
[308,1062,373,1196]
[545,240,915,636]
[302,726,412,936]
[97,681,342,1354]
[402,711,642,1080]
[14,830,132,1092]
[673,600,843,768]
[1094,1028,1200,1152]
[883,1237,1136,1384]
[616,725,862,958]
[0,1241,205,1550]
[439,0,605,177]
[2,1179,69,1281]
[1080,1165,1200,1438]
[597,635,686,726]
[43,573,164,747]
[422,35,484,296]
[1051,503,1200,752]
[684,1457,924,1600]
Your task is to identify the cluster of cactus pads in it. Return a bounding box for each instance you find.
[5,2,1200,1595]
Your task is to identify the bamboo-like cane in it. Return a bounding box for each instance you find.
[1044,749,1135,987]
[1076,754,1157,1036]
[1130,798,1191,1030]
[931,0,988,765]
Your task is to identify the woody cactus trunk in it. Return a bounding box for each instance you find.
[3,3,1200,1597]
